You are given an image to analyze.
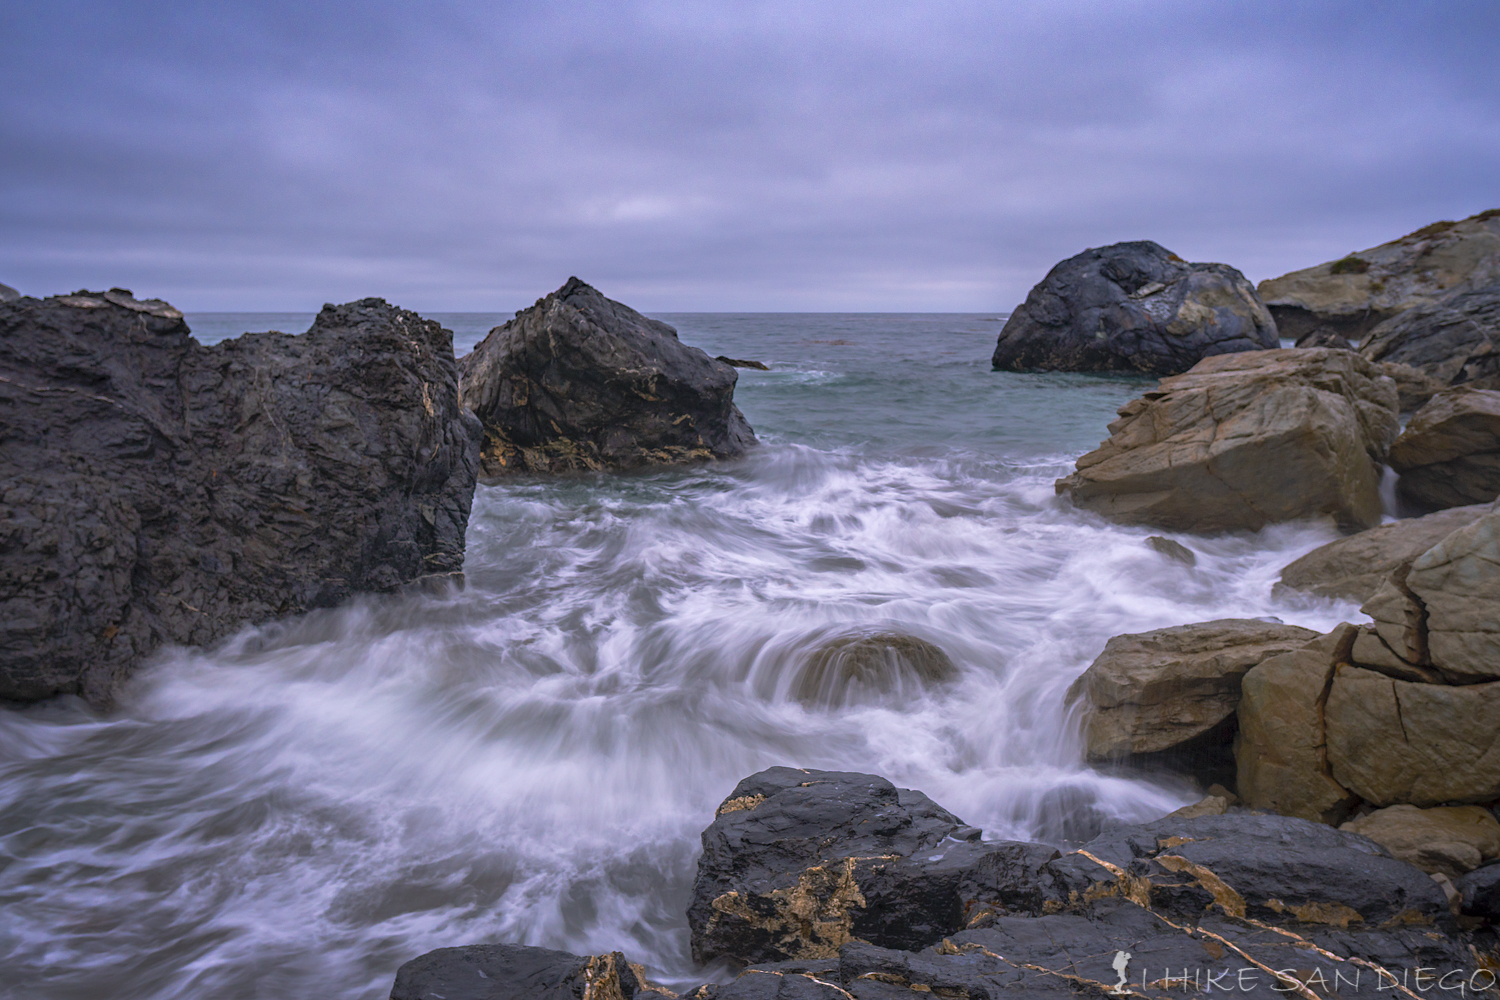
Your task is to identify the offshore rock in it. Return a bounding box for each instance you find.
[991,241,1277,375]
[1259,209,1500,343]
[1360,281,1500,390]
[1376,360,1446,412]
[1056,348,1399,533]
[1275,502,1494,603]
[460,278,755,475]
[1340,805,1500,878]
[0,290,479,705]
[1389,387,1500,511]
[1064,619,1318,761]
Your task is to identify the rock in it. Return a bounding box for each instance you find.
[0,282,18,302]
[1236,625,1361,824]
[1162,793,1232,820]
[1360,281,1500,390]
[791,631,957,708]
[1389,387,1500,511]
[1459,864,1500,920]
[1259,208,1500,343]
[1377,360,1446,411]
[1064,619,1319,761]
[1325,666,1500,806]
[390,943,648,1000]
[990,241,1278,375]
[716,356,770,370]
[460,278,755,475]
[687,766,1058,968]
[1295,327,1354,350]
[0,290,479,705]
[1056,348,1399,533]
[1145,535,1196,565]
[1340,805,1500,878]
[1275,503,1493,603]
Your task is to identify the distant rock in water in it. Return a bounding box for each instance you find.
[791,630,956,707]
[0,281,18,302]
[991,240,1277,375]
[460,277,756,475]
[716,355,769,370]
[0,290,479,705]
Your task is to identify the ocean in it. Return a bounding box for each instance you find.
[0,313,1360,999]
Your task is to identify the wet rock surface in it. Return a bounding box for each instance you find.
[1389,387,1500,511]
[1056,349,1399,533]
[390,943,647,1000]
[0,290,479,705]
[791,631,957,708]
[460,278,755,475]
[991,241,1278,375]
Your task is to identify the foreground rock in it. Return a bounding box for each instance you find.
[1,290,479,705]
[460,278,755,475]
[1064,619,1317,762]
[1259,208,1500,343]
[991,241,1278,375]
[390,944,651,1000]
[1361,281,1500,390]
[1057,348,1399,532]
[1276,502,1493,603]
[1389,387,1500,511]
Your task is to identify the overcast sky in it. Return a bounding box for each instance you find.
[2,0,1497,312]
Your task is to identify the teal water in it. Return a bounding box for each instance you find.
[0,313,1361,999]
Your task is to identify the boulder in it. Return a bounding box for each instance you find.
[0,281,18,302]
[0,290,479,705]
[1376,360,1446,412]
[1389,387,1500,511]
[460,278,755,475]
[716,355,769,370]
[390,944,649,1000]
[1340,805,1500,878]
[791,631,957,708]
[1360,281,1500,390]
[1259,208,1500,343]
[1276,502,1493,603]
[1145,535,1196,565]
[1056,348,1399,533]
[990,241,1278,375]
[1295,327,1354,350]
[1459,864,1500,921]
[1235,626,1361,824]
[1064,619,1318,761]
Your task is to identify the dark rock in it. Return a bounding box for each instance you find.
[390,944,644,1000]
[1389,387,1500,511]
[1295,327,1355,350]
[460,278,755,475]
[687,767,1056,968]
[0,282,18,302]
[1360,281,1500,390]
[1459,863,1500,920]
[717,356,770,371]
[991,241,1278,375]
[791,631,957,708]
[0,290,479,705]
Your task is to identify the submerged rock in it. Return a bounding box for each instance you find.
[1056,348,1399,533]
[991,241,1277,375]
[460,278,755,475]
[1389,387,1500,511]
[0,290,479,705]
[791,631,956,707]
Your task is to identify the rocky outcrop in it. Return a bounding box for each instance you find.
[0,290,479,705]
[1064,619,1318,761]
[1259,209,1500,343]
[1276,503,1493,603]
[1340,805,1500,878]
[0,282,18,302]
[1389,387,1500,511]
[991,241,1278,375]
[1056,348,1399,533]
[791,631,956,708]
[1376,360,1446,412]
[460,278,755,475]
[1360,281,1500,390]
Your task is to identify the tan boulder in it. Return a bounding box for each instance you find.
[1065,619,1318,760]
[1324,665,1500,806]
[1235,625,1361,824]
[1376,360,1446,412]
[1404,509,1500,683]
[1056,349,1399,533]
[791,631,957,708]
[1275,503,1492,603]
[1340,804,1500,878]
[1389,387,1500,511]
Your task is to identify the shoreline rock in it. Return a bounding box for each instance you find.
[1389,387,1500,511]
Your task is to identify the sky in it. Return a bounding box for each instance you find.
[1,0,1497,312]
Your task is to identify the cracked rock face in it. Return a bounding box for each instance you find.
[1389,387,1500,512]
[1360,281,1500,392]
[459,278,755,476]
[0,290,479,705]
[1056,348,1400,533]
[991,240,1278,375]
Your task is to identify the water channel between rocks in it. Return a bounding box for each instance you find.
[0,314,1363,999]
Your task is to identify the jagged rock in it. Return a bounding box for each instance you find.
[0,281,18,302]
[1377,360,1447,411]
[1389,387,1500,511]
[791,631,957,708]
[687,767,1057,968]
[1056,349,1399,533]
[991,241,1277,375]
[1295,327,1354,350]
[1460,864,1500,920]
[460,278,755,475]
[1235,625,1361,824]
[0,290,479,705]
[716,356,769,370]
[1259,209,1500,343]
[390,943,647,1000]
[1340,805,1500,878]
[1064,619,1318,761]
[1360,281,1500,390]
[1276,503,1493,603]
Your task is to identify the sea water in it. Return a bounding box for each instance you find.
[0,313,1362,999]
